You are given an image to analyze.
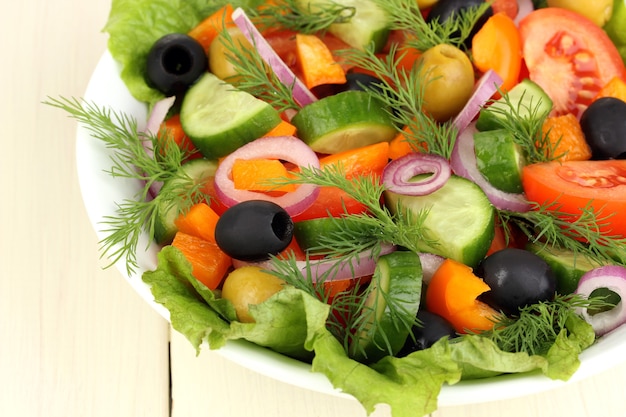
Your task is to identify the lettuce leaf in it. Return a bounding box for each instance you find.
[142,246,594,417]
[103,0,262,105]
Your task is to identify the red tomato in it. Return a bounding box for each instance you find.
[518,8,626,118]
[522,160,626,238]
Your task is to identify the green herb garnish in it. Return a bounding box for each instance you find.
[45,96,207,275]
[373,0,490,51]
[339,44,459,159]
[250,0,356,34]
[498,201,626,268]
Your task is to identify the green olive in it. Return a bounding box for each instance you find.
[419,43,475,122]
[221,266,284,323]
[208,27,253,81]
[547,0,613,27]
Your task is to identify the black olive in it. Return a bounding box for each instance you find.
[340,72,386,94]
[146,33,208,96]
[579,97,626,160]
[475,248,556,316]
[425,0,493,48]
[397,310,457,357]
[214,200,294,262]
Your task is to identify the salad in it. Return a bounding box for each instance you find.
[49,0,626,416]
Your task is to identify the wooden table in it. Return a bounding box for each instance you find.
[3,0,626,416]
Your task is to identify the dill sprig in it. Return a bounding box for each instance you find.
[485,294,607,355]
[498,201,626,268]
[218,26,301,113]
[45,96,207,275]
[290,164,436,254]
[373,0,491,51]
[482,90,562,164]
[250,0,356,34]
[338,44,459,159]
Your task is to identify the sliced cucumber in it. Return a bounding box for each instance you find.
[526,242,602,295]
[180,72,281,159]
[384,175,495,268]
[295,0,390,51]
[293,216,363,254]
[291,90,396,154]
[474,129,526,194]
[476,79,553,132]
[353,251,422,363]
[154,158,219,245]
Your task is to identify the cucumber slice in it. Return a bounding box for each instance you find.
[180,72,281,159]
[293,216,362,254]
[476,79,553,132]
[154,158,219,245]
[384,175,495,268]
[353,251,422,363]
[526,242,602,295]
[296,0,390,51]
[291,90,396,154]
[474,129,526,194]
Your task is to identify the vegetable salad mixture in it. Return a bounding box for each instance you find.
[50,0,626,415]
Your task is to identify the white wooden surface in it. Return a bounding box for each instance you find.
[3,0,626,416]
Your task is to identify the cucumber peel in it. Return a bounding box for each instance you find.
[292,90,396,154]
[353,251,422,363]
[180,72,281,159]
[474,129,525,194]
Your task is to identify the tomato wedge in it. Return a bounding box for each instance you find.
[522,160,626,238]
[518,8,626,118]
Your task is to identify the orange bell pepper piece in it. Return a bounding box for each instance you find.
[425,258,499,334]
[472,12,522,94]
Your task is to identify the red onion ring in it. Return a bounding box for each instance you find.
[515,0,535,26]
[418,252,445,285]
[452,70,503,133]
[231,7,318,107]
[141,96,176,198]
[450,123,532,212]
[298,243,397,284]
[382,153,451,196]
[213,135,320,216]
[576,265,626,337]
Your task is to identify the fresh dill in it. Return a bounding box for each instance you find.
[485,294,608,355]
[498,200,626,268]
[218,26,301,113]
[250,0,356,34]
[45,96,208,275]
[372,0,491,51]
[338,44,459,159]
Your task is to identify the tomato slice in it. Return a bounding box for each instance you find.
[522,160,626,238]
[519,8,626,118]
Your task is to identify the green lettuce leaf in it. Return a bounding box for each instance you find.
[142,245,593,417]
[103,0,262,105]
[142,245,329,359]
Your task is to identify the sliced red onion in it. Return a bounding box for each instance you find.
[515,0,534,26]
[575,265,626,337]
[231,7,318,107]
[213,135,320,216]
[450,123,532,212]
[452,70,503,132]
[298,243,397,284]
[140,96,176,198]
[418,252,445,285]
[144,96,176,137]
[382,153,451,196]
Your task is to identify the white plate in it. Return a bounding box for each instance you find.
[76,50,626,407]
